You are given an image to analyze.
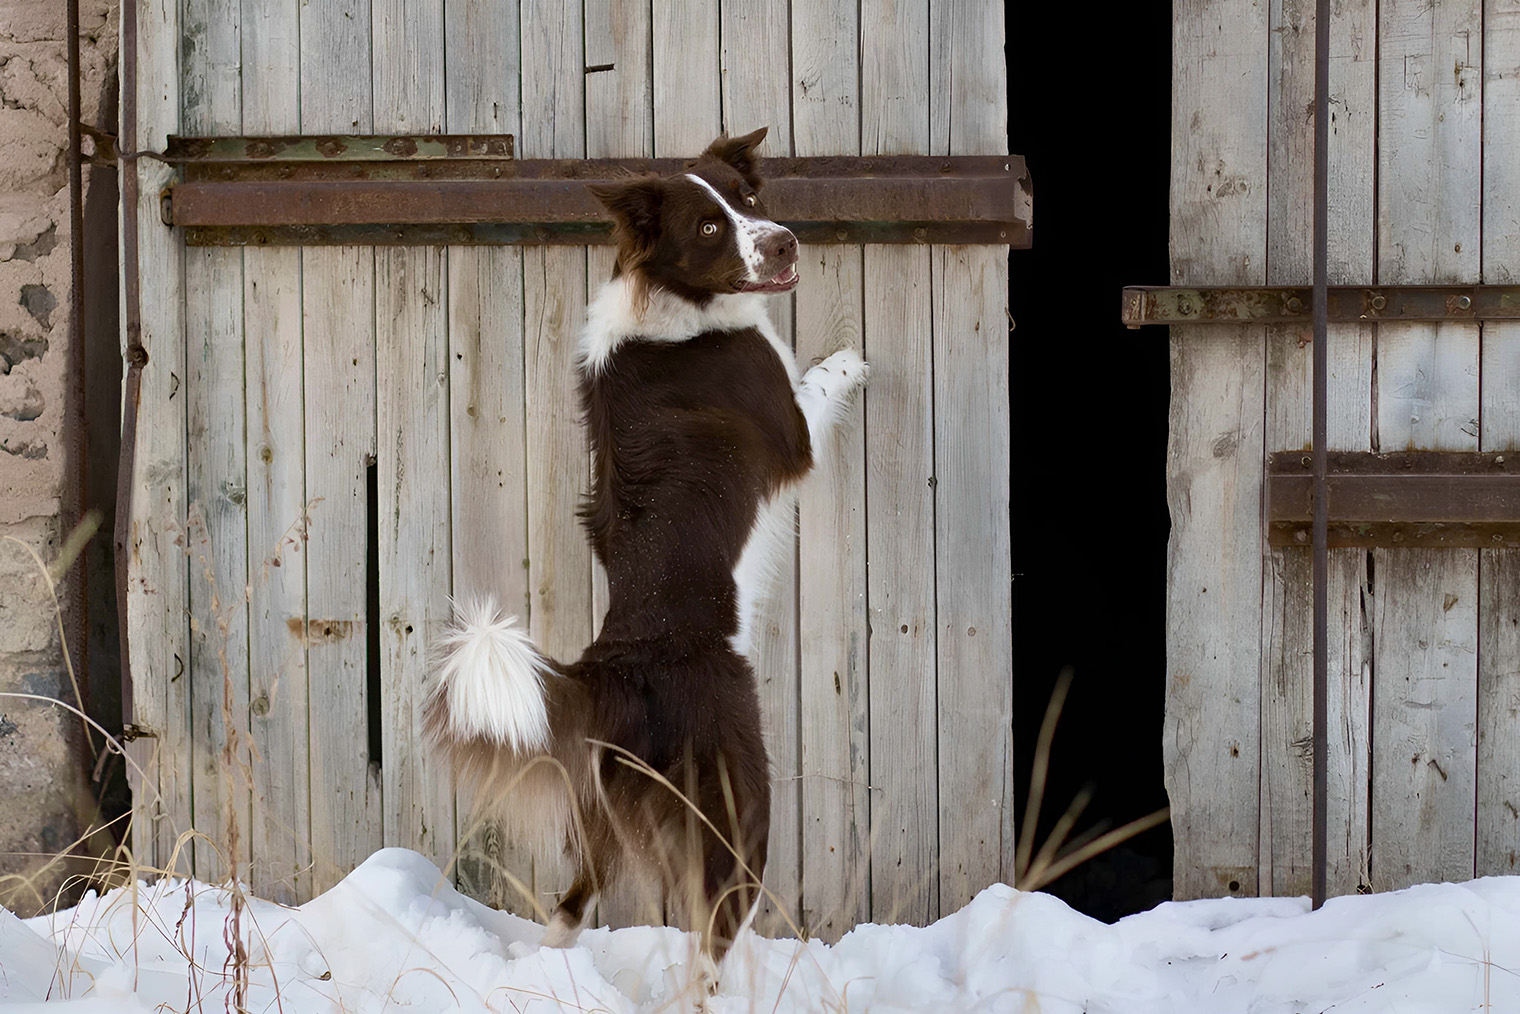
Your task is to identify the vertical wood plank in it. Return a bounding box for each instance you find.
[1167,0,1269,900]
[181,0,251,882]
[241,0,308,905]
[721,0,802,937]
[1258,0,1376,898]
[1372,0,1482,891]
[929,0,1013,914]
[521,0,589,916]
[584,0,664,928]
[300,0,382,894]
[793,0,868,941]
[1477,0,1520,878]
[445,0,529,908]
[862,0,936,924]
[125,0,191,878]
[653,1,720,153]
[373,0,454,868]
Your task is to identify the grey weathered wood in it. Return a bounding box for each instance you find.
[1257,0,1375,898]
[793,0,868,942]
[374,239,455,866]
[1372,0,1482,891]
[1167,0,1269,900]
[929,0,1013,914]
[653,1,720,154]
[1477,0,1520,879]
[299,0,382,895]
[521,0,590,917]
[862,0,937,925]
[125,0,192,879]
[374,0,454,871]
[721,0,802,937]
[240,0,308,905]
[444,0,530,909]
[301,251,380,893]
[584,0,664,930]
[182,0,251,882]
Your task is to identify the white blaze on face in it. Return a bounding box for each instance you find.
[684,173,789,282]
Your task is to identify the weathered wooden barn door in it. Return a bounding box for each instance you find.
[1167,0,1520,898]
[122,0,1014,933]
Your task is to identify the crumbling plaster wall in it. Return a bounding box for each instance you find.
[0,0,118,912]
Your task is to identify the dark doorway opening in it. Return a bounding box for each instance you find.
[1006,2,1174,921]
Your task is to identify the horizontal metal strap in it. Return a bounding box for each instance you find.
[1266,451,1520,548]
[1123,286,1520,326]
[163,136,1031,248]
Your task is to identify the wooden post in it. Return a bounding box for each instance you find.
[241,0,308,904]
[1258,0,1375,898]
[863,0,939,925]
[1371,0,1483,891]
[794,0,870,941]
[1166,0,1270,900]
[1477,0,1520,879]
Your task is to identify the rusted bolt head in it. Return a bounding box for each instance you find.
[1285,296,1303,313]
[1295,529,1309,544]
[1456,295,1473,311]
[1370,294,1387,311]
[913,227,928,242]
[836,228,848,241]
[1393,530,1405,542]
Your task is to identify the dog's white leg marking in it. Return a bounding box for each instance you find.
[730,494,796,659]
[540,907,587,949]
[796,348,869,462]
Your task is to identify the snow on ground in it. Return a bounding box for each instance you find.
[2,848,1518,1013]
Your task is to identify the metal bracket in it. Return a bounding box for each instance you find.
[1267,451,1520,548]
[162,134,1033,248]
[1121,285,1520,327]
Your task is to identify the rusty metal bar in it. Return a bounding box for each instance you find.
[159,140,1031,247]
[1267,452,1520,548]
[1310,0,1330,914]
[1120,285,1520,325]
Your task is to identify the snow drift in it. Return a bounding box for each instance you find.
[3,848,1518,1012]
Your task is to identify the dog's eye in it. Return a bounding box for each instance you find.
[700,221,719,236]
[742,194,757,207]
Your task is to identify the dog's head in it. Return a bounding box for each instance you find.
[589,127,799,310]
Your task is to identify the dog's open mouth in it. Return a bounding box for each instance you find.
[739,264,800,294]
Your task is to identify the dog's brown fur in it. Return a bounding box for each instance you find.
[427,130,810,963]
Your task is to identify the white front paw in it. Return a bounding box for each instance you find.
[808,348,870,398]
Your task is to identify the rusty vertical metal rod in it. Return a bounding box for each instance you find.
[1311,0,1331,911]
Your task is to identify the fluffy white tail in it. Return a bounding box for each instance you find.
[426,596,553,752]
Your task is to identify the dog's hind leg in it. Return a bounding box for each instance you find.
[795,348,868,461]
[541,830,616,948]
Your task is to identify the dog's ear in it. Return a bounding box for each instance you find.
[589,176,664,240]
[700,127,768,188]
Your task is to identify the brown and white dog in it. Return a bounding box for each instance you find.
[424,128,867,965]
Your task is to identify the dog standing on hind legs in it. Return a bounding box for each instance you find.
[424,126,868,970]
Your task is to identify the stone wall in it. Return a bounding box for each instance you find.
[0,0,119,914]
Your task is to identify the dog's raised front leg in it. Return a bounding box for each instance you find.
[795,348,869,460]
